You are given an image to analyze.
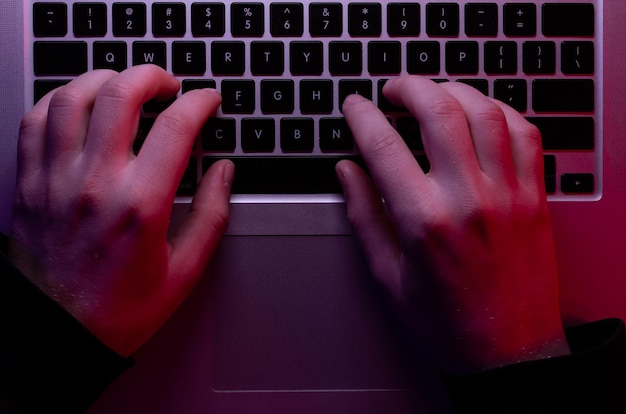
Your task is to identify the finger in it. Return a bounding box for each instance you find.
[336,160,404,299]
[168,159,234,292]
[18,90,57,177]
[84,65,180,168]
[342,93,426,215]
[439,82,516,185]
[492,100,545,189]
[382,76,480,180]
[45,70,118,170]
[133,88,222,201]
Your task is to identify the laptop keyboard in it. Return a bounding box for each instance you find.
[28,1,600,198]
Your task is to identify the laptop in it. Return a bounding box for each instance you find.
[1,1,625,412]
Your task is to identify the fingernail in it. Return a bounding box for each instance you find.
[223,160,235,189]
[203,88,221,96]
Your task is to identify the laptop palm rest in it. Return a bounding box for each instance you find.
[208,235,417,392]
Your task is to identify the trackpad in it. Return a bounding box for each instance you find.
[208,235,416,392]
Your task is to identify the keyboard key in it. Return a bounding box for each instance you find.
[503,3,536,37]
[329,42,362,75]
[34,41,88,75]
[561,42,595,75]
[457,79,489,96]
[280,118,315,152]
[426,3,459,37]
[465,3,498,37]
[132,41,167,69]
[34,80,70,103]
[221,80,255,113]
[261,80,295,114]
[177,158,198,196]
[93,41,127,71]
[309,3,343,37]
[542,3,595,37]
[73,3,107,37]
[387,3,420,36]
[494,79,527,112]
[270,3,304,37]
[242,118,276,152]
[407,41,440,74]
[182,79,217,93]
[348,3,382,37]
[446,41,479,75]
[561,174,594,194]
[319,118,353,152]
[339,80,372,108]
[202,118,236,151]
[368,42,401,75]
[172,42,206,75]
[290,41,323,75]
[484,42,517,75]
[251,41,285,75]
[532,80,594,113]
[523,41,556,74]
[152,3,186,37]
[33,2,68,37]
[396,117,423,150]
[231,3,264,37]
[211,42,245,75]
[300,80,333,114]
[377,79,404,112]
[112,3,147,37]
[544,155,556,194]
[526,117,594,150]
[191,3,226,37]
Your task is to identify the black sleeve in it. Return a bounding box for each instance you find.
[0,235,132,414]
[445,318,626,413]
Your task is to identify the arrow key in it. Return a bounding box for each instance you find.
[561,173,594,194]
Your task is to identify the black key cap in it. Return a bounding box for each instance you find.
[407,41,440,74]
[177,158,198,196]
[231,3,264,37]
[368,41,401,75]
[465,3,498,37]
[33,2,68,37]
[562,42,595,75]
[532,80,594,113]
[309,3,343,37]
[242,118,276,152]
[182,79,217,93]
[172,41,206,75]
[251,41,284,75]
[396,117,423,150]
[339,80,372,108]
[426,3,459,37]
[378,79,404,112]
[93,41,127,71]
[526,117,594,150]
[112,3,147,37]
[270,3,304,36]
[329,41,362,75]
[542,3,594,37]
[484,42,517,75]
[261,80,295,114]
[523,41,556,74]
[561,174,594,194]
[457,79,489,96]
[132,41,167,68]
[202,118,236,151]
[191,3,226,37]
[387,3,420,36]
[544,155,556,194]
[503,3,536,37]
[300,80,333,114]
[494,79,527,112]
[221,80,255,113]
[34,80,70,103]
[290,41,323,75]
[281,118,315,152]
[143,97,176,114]
[152,3,186,37]
[446,41,479,75]
[319,118,353,152]
[348,3,382,37]
[34,41,88,75]
[211,42,245,75]
[73,3,107,37]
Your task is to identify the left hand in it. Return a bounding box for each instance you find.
[10,65,233,357]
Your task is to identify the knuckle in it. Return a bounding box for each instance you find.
[426,96,464,119]
[154,110,196,139]
[369,126,405,157]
